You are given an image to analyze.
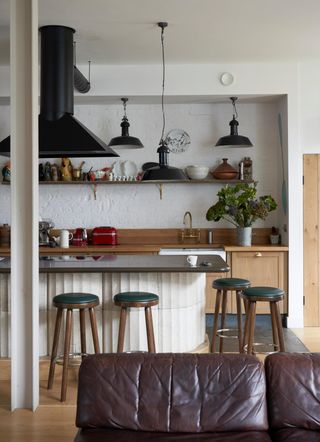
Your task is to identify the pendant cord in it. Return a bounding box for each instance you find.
[231,97,238,120]
[160,25,166,144]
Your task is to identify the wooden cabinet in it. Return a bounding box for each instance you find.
[206,272,227,313]
[205,254,231,313]
[231,251,288,314]
[205,251,288,314]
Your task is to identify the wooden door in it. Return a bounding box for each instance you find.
[231,251,287,314]
[303,154,320,325]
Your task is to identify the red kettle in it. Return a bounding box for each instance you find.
[72,228,88,247]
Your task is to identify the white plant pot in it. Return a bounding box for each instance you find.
[237,227,252,246]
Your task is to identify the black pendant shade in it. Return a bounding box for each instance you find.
[142,141,187,181]
[142,22,186,182]
[108,98,143,149]
[215,97,253,148]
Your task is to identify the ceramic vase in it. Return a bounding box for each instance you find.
[237,227,252,246]
[212,158,238,180]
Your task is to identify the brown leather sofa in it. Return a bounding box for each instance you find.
[75,352,320,441]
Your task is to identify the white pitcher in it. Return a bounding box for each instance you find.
[55,229,73,248]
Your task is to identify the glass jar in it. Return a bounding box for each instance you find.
[243,157,253,180]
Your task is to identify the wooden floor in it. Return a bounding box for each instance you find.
[0,327,319,442]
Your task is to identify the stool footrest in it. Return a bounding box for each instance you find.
[243,342,279,355]
[54,352,89,367]
[216,328,239,339]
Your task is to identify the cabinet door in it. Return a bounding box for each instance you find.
[205,273,230,313]
[231,251,287,314]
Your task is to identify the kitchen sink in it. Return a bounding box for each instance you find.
[159,248,226,260]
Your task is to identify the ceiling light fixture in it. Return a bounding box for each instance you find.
[108,97,143,149]
[142,22,187,181]
[215,97,253,148]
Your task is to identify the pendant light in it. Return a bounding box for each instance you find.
[215,97,253,148]
[108,97,144,149]
[142,23,187,181]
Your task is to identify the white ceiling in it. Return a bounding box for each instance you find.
[0,0,320,65]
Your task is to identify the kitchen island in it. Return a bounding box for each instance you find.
[0,254,229,356]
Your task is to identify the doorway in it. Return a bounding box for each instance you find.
[303,154,320,325]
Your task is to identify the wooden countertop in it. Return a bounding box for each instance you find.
[0,255,230,274]
[0,243,288,257]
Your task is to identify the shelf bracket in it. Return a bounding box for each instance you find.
[91,183,97,200]
[157,183,164,200]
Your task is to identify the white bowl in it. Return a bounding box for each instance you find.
[186,165,209,180]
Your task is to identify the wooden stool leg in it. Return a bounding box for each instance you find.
[236,290,243,353]
[247,301,256,355]
[79,308,86,361]
[270,302,280,351]
[117,306,127,353]
[89,307,100,353]
[211,289,222,353]
[219,290,228,353]
[61,308,73,402]
[274,301,285,352]
[145,306,156,353]
[47,307,63,390]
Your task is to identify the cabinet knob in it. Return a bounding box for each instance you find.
[255,252,262,257]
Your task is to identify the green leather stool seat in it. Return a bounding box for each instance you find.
[53,293,99,305]
[243,287,284,298]
[114,292,159,303]
[213,277,251,289]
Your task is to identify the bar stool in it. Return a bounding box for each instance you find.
[241,286,285,355]
[47,292,100,402]
[114,291,159,353]
[211,277,251,353]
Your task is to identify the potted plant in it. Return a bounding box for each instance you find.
[206,183,277,246]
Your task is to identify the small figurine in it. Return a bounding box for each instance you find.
[60,157,73,181]
[51,163,59,181]
[2,162,10,182]
[44,162,52,181]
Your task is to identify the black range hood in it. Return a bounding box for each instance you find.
[0,25,119,158]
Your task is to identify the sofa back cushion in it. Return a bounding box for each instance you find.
[266,353,320,430]
[76,353,268,433]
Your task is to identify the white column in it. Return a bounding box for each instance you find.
[10,0,39,410]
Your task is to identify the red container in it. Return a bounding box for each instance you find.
[72,228,88,247]
[92,226,117,245]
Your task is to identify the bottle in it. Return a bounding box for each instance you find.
[243,157,253,181]
[239,160,244,180]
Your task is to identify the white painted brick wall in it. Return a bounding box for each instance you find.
[0,101,281,229]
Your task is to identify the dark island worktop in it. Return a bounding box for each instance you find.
[0,254,230,274]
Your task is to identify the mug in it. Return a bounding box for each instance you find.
[187,255,198,267]
[60,229,73,248]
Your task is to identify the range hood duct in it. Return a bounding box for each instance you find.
[0,25,119,158]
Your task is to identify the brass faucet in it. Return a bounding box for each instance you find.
[183,211,193,230]
[180,211,200,243]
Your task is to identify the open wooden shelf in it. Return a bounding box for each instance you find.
[2,179,255,185]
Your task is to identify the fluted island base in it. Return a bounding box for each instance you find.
[43,272,206,355]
